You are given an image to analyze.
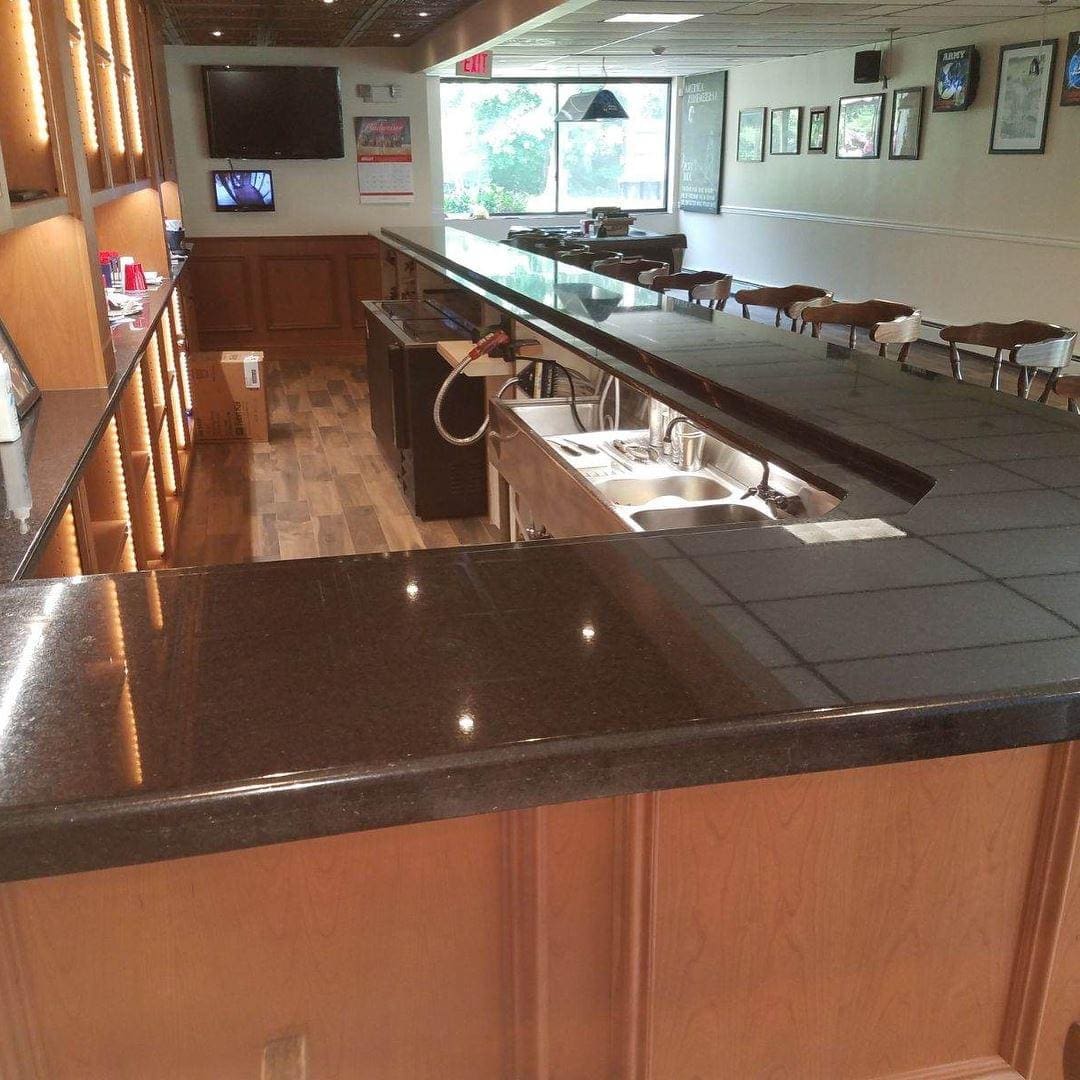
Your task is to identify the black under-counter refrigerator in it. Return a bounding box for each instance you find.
[362,299,488,521]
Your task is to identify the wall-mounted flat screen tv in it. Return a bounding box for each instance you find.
[202,65,344,159]
[213,170,275,212]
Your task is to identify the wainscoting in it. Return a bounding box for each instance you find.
[181,235,382,358]
[2,744,1078,1078]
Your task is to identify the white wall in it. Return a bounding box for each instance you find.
[165,46,445,237]
[166,47,682,243]
[678,8,1080,332]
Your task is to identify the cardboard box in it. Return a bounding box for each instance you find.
[188,351,269,442]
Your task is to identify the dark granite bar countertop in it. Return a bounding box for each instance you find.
[2,230,1080,883]
[0,262,186,581]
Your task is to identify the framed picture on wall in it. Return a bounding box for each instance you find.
[0,317,40,419]
[990,39,1058,153]
[836,94,884,158]
[889,87,925,159]
[933,45,980,111]
[1062,30,1080,106]
[736,107,767,162]
[769,106,801,154]
[807,106,829,152]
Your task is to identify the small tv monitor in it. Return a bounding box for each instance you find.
[213,170,275,212]
[202,65,344,159]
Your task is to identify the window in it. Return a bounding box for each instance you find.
[440,80,671,216]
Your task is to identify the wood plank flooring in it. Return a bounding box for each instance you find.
[172,359,502,568]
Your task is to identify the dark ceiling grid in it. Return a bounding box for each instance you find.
[153,0,478,46]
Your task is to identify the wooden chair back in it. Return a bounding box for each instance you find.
[734,284,832,330]
[801,299,920,360]
[601,258,668,284]
[690,277,733,311]
[556,248,598,269]
[589,256,626,277]
[652,270,732,300]
[938,320,1078,393]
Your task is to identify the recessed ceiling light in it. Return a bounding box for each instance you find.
[605,12,703,21]
[211,29,222,36]
[418,10,429,15]
[392,31,401,36]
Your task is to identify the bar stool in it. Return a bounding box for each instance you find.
[690,278,734,312]
[801,299,922,362]
[596,258,668,284]
[589,256,625,276]
[938,321,1078,397]
[733,284,832,330]
[652,271,733,305]
[556,248,598,269]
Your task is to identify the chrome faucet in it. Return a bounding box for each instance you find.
[662,416,705,471]
[742,459,795,512]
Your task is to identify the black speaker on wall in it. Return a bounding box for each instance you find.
[853,50,883,83]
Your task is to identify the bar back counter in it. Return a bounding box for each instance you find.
[1,227,1079,1079]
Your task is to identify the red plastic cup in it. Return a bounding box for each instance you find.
[124,262,147,291]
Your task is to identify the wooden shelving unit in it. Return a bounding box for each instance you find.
[0,0,192,580]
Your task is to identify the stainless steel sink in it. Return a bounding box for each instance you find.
[629,503,774,530]
[595,474,734,506]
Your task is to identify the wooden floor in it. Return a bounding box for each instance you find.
[172,359,502,568]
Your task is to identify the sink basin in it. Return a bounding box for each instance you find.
[504,400,601,437]
[596,474,734,506]
[629,503,774,531]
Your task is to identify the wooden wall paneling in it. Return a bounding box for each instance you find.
[0,0,61,199]
[140,334,172,561]
[115,363,164,566]
[114,384,151,567]
[0,214,108,388]
[645,747,1054,1080]
[153,322,182,544]
[187,236,379,356]
[68,478,99,573]
[261,253,341,332]
[84,0,128,186]
[30,501,84,578]
[141,2,175,182]
[93,185,168,274]
[188,250,256,335]
[78,415,135,571]
[1001,741,1080,1079]
[0,814,510,1080]
[112,0,150,183]
[63,0,109,191]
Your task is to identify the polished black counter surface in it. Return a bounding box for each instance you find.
[0,264,185,581]
[3,230,1080,882]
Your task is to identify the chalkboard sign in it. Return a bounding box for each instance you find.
[679,71,727,214]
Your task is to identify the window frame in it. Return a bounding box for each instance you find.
[439,77,674,217]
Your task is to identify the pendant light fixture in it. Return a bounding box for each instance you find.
[555,57,628,121]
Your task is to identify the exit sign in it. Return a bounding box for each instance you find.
[455,51,493,78]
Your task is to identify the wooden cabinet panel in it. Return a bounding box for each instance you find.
[2,747,1077,1079]
[0,814,508,1080]
[189,254,255,333]
[262,254,339,331]
[646,747,1051,1080]
[188,236,380,358]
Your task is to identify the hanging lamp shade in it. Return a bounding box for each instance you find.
[555,88,629,122]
